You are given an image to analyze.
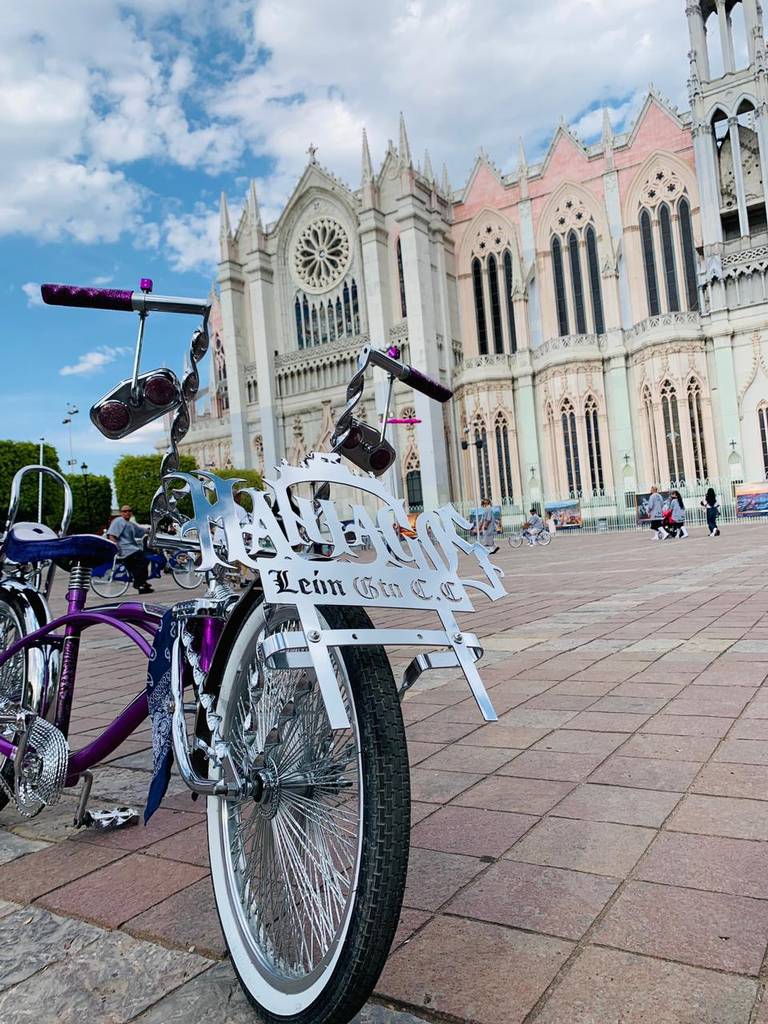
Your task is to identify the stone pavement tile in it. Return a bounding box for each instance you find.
[743,698,768,719]
[0,900,16,919]
[407,741,445,765]
[695,662,768,686]
[635,832,768,898]
[588,754,701,791]
[693,762,768,800]
[4,798,82,844]
[410,805,537,858]
[641,713,732,738]
[410,801,438,826]
[37,852,208,928]
[0,927,210,1024]
[611,681,685,698]
[622,732,720,761]
[589,695,668,714]
[401,702,444,724]
[125,877,224,958]
[403,847,485,911]
[406,720,478,744]
[716,739,768,764]
[449,860,617,940]
[593,880,768,974]
[497,750,604,782]
[131,961,254,1024]
[565,711,651,732]
[0,830,49,865]
[144,821,209,867]
[422,702,487,724]
[0,905,102,991]
[668,794,768,841]
[553,783,682,827]
[409,768,482,804]
[378,915,572,1024]
[731,719,768,739]
[663,697,750,718]
[72,807,203,852]
[568,662,651,683]
[393,907,431,952]
[520,694,596,712]
[754,997,768,1024]
[534,945,756,1024]
[629,668,699,685]
[548,680,617,697]
[505,817,655,877]
[498,708,577,729]
[0,840,127,903]
[455,775,575,815]
[533,729,628,756]
[419,744,516,774]
[459,724,548,749]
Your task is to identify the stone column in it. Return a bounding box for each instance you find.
[513,354,542,507]
[692,124,724,247]
[718,0,737,73]
[603,347,637,503]
[686,1,711,80]
[729,116,751,237]
[217,262,251,468]
[711,331,742,476]
[244,258,280,472]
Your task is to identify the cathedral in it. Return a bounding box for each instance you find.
[180,0,768,522]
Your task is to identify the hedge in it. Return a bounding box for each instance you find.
[113,453,197,523]
[65,472,113,535]
[0,440,63,528]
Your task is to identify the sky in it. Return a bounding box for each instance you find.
[1,0,698,478]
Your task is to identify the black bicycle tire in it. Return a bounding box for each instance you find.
[207,601,411,1024]
[0,595,33,812]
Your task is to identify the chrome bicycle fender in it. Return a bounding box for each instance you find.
[0,579,60,722]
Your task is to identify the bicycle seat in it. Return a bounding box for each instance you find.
[4,522,117,568]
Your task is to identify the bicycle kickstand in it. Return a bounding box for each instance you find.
[73,769,140,832]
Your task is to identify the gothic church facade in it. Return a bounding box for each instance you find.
[181,0,768,518]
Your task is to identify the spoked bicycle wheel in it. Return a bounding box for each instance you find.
[507,532,523,548]
[537,530,552,546]
[207,601,410,1024]
[0,596,31,812]
[171,551,204,590]
[90,560,130,599]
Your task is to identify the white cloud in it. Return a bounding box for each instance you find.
[21,282,43,308]
[59,345,131,377]
[162,204,222,274]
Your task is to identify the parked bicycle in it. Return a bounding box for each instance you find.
[91,547,203,598]
[0,280,507,1024]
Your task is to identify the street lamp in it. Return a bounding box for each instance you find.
[461,428,485,542]
[37,437,45,522]
[80,463,90,529]
[62,404,79,469]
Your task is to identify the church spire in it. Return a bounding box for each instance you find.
[423,148,434,183]
[248,179,262,231]
[219,191,232,241]
[518,138,529,200]
[361,127,374,185]
[602,108,615,169]
[441,163,452,198]
[399,111,412,169]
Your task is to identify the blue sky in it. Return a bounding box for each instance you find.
[2,0,695,478]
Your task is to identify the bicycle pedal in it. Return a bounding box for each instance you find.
[81,806,140,832]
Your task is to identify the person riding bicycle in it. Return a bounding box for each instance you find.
[523,506,545,546]
[106,505,153,594]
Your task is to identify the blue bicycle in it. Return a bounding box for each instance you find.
[90,548,202,597]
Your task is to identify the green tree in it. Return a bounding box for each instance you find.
[113,453,197,522]
[65,472,113,534]
[212,467,264,490]
[0,440,63,528]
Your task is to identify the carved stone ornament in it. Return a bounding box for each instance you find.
[292,217,351,293]
[551,196,591,235]
[639,166,683,209]
[161,454,507,729]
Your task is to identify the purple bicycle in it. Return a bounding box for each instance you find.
[0,280,507,1024]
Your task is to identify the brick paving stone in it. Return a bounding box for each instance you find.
[505,817,655,876]
[403,847,485,911]
[459,724,549,749]
[534,945,756,1024]
[449,860,617,940]
[565,711,651,732]
[37,852,208,928]
[696,662,768,686]
[410,805,537,858]
[406,720,478,744]
[0,927,209,1024]
[621,732,720,761]
[520,694,596,711]
[401,702,444,724]
[716,738,768,764]
[144,821,209,867]
[533,729,629,756]
[668,794,768,841]
[553,783,682,827]
[72,807,203,852]
[0,905,102,991]
[635,831,768,898]
[418,744,516,774]
[588,754,701,791]
[410,801,438,826]
[593,880,768,974]
[125,877,224,958]
[731,718,768,739]
[497,750,604,782]
[455,775,575,815]
[498,708,577,729]
[393,908,431,952]
[378,915,572,1024]
[409,768,482,804]
[693,762,768,800]
[548,680,618,697]
[588,695,669,714]
[641,714,734,738]
[407,741,445,765]
[0,839,127,903]
[611,682,685,698]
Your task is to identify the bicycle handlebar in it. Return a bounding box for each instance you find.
[367,347,453,403]
[41,283,210,317]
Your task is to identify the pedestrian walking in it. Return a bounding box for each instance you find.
[646,486,664,539]
[700,488,721,536]
[107,505,153,594]
[478,498,499,554]
[661,490,688,539]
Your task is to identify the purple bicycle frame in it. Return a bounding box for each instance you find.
[0,582,221,787]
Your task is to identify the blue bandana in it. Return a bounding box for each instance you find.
[145,610,177,823]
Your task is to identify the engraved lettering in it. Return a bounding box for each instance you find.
[269,569,299,594]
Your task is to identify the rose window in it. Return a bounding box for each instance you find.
[292,218,351,292]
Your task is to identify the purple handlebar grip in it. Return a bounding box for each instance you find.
[40,283,134,312]
[401,364,453,403]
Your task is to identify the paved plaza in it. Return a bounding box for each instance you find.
[3,525,768,1021]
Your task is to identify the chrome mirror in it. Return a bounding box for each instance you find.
[90,367,182,440]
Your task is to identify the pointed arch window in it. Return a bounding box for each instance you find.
[343,282,352,335]
[310,304,320,346]
[687,378,709,481]
[584,396,604,494]
[561,399,581,496]
[568,230,587,334]
[494,415,514,502]
[474,423,492,500]
[502,250,517,353]
[551,236,569,336]
[760,404,768,479]
[351,279,360,333]
[659,203,680,312]
[545,401,559,493]
[487,254,504,353]
[335,297,344,337]
[294,297,304,348]
[327,300,336,343]
[640,208,660,317]
[396,237,407,318]
[406,470,423,510]
[472,257,488,354]
[678,197,699,311]
[585,225,605,335]
[661,379,685,484]
[303,296,311,345]
[643,385,661,484]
